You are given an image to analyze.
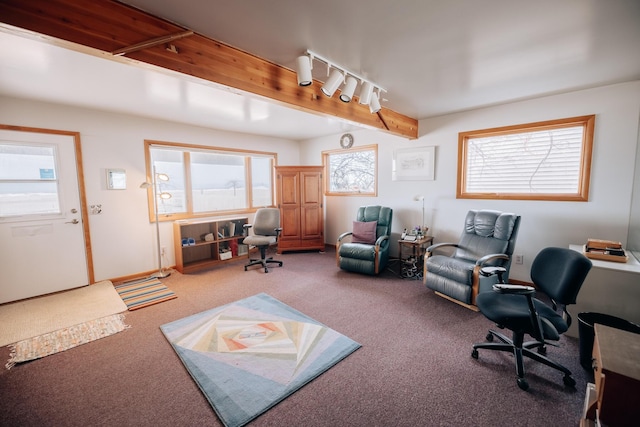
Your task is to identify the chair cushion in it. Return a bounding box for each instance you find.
[476,292,566,340]
[243,235,276,246]
[426,255,475,284]
[352,220,377,244]
[464,210,517,239]
[338,242,377,261]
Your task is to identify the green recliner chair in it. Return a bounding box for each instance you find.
[423,209,520,311]
[336,206,393,275]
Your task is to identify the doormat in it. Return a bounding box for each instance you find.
[160,293,361,427]
[115,278,177,311]
[6,313,129,369]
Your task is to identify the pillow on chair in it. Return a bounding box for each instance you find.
[352,221,377,244]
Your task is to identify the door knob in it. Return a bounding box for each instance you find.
[65,219,80,224]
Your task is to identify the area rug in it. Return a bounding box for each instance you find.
[0,280,127,347]
[115,278,177,310]
[6,313,129,369]
[160,293,361,427]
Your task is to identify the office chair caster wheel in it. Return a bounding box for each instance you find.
[563,375,576,388]
[244,266,248,271]
[486,332,494,342]
[537,345,547,355]
[471,349,479,359]
[264,268,269,273]
[517,377,529,391]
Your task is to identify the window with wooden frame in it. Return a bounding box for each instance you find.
[323,144,378,196]
[144,140,276,221]
[457,115,595,201]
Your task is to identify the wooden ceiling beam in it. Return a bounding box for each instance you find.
[0,0,418,139]
[111,31,194,56]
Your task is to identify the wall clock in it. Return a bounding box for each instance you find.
[340,133,354,149]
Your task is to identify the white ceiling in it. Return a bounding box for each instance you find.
[1,0,639,140]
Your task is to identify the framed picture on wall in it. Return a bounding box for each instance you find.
[392,146,436,181]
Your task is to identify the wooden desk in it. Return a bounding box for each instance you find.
[567,245,640,338]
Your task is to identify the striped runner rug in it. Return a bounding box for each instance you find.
[115,278,177,310]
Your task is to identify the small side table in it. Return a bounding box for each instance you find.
[398,236,434,279]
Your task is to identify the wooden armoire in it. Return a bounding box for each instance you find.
[275,166,324,253]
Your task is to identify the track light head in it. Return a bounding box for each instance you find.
[339,76,358,102]
[369,91,381,113]
[299,50,387,108]
[296,55,313,86]
[321,69,344,97]
[358,81,374,105]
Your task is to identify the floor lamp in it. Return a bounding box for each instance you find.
[140,166,172,279]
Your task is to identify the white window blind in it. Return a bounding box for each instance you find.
[458,115,594,201]
[466,126,583,193]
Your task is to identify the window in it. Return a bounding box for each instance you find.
[0,143,60,217]
[144,140,276,221]
[323,144,377,196]
[457,115,594,201]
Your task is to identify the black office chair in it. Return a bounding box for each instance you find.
[471,247,592,391]
[243,208,283,273]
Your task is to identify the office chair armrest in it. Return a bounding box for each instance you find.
[492,284,535,295]
[337,231,353,242]
[476,253,509,266]
[243,223,253,235]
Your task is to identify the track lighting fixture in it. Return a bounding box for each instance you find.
[321,69,344,97]
[340,76,358,102]
[369,90,381,113]
[295,49,386,114]
[296,55,313,86]
[358,81,374,105]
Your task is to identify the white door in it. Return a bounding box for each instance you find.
[0,127,89,304]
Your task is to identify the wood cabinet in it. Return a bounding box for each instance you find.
[173,217,248,273]
[275,166,324,252]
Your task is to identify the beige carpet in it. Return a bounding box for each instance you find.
[0,281,128,347]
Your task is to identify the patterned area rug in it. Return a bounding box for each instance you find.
[115,278,177,310]
[160,293,361,427]
[6,313,129,369]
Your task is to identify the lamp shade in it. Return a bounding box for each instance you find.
[339,76,358,102]
[296,55,313,86]
[369,91,381,113]
[321,69,344,97]
[358,81,374,105]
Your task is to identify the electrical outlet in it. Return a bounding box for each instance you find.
[515,254,524,265]
[161,246,166,256]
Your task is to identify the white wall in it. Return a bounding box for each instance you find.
[302,81,640,283]
[0,96,301,281]
[2,80,638,294]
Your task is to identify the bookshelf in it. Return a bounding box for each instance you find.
[173,217,248,273]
